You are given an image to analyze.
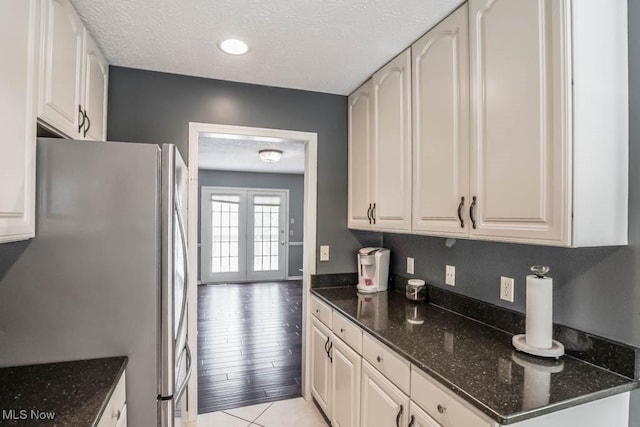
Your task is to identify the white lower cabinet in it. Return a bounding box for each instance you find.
[310,316,332,417]
[411,367,491,427]
[361,360,410,427]
[409,401,440,427]
[331,336,361,427]
[97,371,127,427]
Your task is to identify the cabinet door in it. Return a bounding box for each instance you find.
[372,49,412,231]
[468,0,568,245]
[361,360,409,427]
[331,336,361,427]
[412,5,470,238]
[310,317,332,417]
[348,80,374,230]
[409,401,440,427]
[82,32,108,141]
[0,0,38,243]
[39,0,84,138]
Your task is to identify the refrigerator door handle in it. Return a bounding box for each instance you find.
[174,200,189,351]
[175,342,193,403]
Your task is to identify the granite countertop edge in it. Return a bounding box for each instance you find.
[0,356,128,426]
[91,357,128,426]
[311,287,637,425]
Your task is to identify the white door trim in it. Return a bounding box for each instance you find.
[187,122,318,424]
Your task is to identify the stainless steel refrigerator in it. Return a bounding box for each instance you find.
[0,138,192,426]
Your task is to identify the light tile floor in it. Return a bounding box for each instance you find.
[198,397,329,427]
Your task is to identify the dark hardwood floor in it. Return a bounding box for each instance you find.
[197,280,303,414]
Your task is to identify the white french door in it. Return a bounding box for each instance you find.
[201,187,288,283]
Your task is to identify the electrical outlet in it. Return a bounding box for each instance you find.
[320,245,330,261]
[445,265,455,286]
[407,257,414,275]
[500,276,514,302]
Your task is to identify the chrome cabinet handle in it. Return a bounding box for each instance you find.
[469,196,477,229]
[77,105,85,133]
[367,203,372,224]
[457,196,465,228]
[437,404,446,414]
[396,404,403,427]
[408,415,415,427]
[112,409,121,420]
[372,203,376,225]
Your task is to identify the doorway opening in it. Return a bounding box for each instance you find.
[186,123,317,421]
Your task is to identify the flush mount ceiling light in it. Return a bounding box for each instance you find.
[219,38,249,55]
[259,149,283,163]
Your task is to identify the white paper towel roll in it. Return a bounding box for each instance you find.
[525,274,553,349]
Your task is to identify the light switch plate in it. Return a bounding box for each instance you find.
[320,245,330,261]
[407,257,414,275]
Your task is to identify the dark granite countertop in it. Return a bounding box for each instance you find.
[0,357,127,426]
[312,287,637,425]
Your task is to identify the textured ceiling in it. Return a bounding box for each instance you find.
[199,134,305,174]
[70,0,464,95]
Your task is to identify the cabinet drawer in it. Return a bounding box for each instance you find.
[411,367,491,427]
[97,371,126,427]
[362,333,410,394]
[311,295,332,328]
[332,311,362,354]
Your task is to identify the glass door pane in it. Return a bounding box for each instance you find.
[201,190,246,283]
[247,191,287,281]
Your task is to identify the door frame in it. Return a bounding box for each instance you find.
[186,123,318,424]
[200,186,290,283]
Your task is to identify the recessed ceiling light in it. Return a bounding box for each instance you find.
[219,39,249,55]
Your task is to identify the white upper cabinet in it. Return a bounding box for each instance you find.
[39,0,108,141]
[83,32,109,141]
[468,0,628,246]
[0,0,38,243]
[372,49,412,232]
[348,80,374,229]
[350,0,628,247]
[39,0,84,138]
[469,0,567,244]
[348,50,412,232]
[412,4,470,238]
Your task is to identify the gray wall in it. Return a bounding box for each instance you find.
[107,67,362,274]
[198,170,304,279]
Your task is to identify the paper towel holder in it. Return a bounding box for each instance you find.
[513,265,565,359]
